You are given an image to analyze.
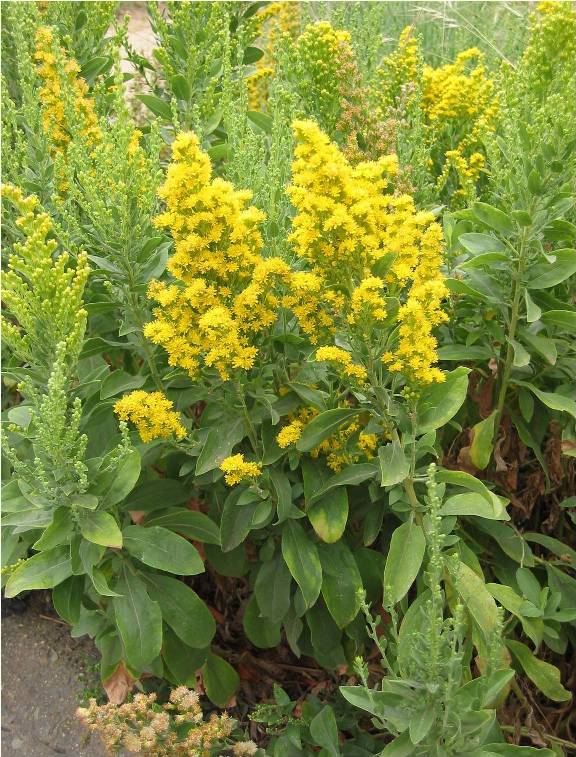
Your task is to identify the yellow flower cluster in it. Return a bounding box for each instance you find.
[349,276,387,326]
[114,391,186,443]
[276,419,304,448]
[34,26,100,154]
[378,26,420,109]
[422,48,494,123]
[276,406,379,472]
[315,346,367,383]
[247,2,301,109]
[287,120,447,386]
[219,454,262,486]
[1,183,89,369]
[144,132,290,380]
[421,48,497,203]
[288,119,400,281]
[383,219,448,386]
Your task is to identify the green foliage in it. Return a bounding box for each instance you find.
[2,3,574,750]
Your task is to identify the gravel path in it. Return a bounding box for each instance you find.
[1,599,107,757]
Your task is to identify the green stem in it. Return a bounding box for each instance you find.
[500,725,575,750]
[236,382,259,456]
[124,279,164,393]
[493,231,528,437]
[403,476,423,525]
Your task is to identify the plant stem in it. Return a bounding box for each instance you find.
[236,382,259,456]
[500,725,575,750]
[403,476,423,525]
[493,231,528,437]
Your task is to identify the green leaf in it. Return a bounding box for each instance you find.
[52,575,84,624]
[486,584,543,647]
[541,310,576,330]
[520,331,556,365]
[113,566,162,671]
[281,520,322,609]
[459,252,508,269]
[220,492,258,552]
[269,468,300,523]
[80,55,111,84]
[123,525,204,575]
[78,510,123,548]
[380,731,416,756]
[435,469,496,505]
[32,507,74,550]
[472,202,514,234]
[296,408,360,452]
[309,463,377,503]
[136,94,172,120]
[170,73,191,100]
[309,706,339,757]
[91,568,122,597]
[162,626,208,684]
[319,541,362,627]
[469,410,497,470]
[255,554,292,623]
[437,344,493,361]
[523,532,576,565]
[302,459,348,543]
[378,440,410,487]
[5,546,72,597]
[247,110,273,133]
[243,594,281,648]
[204,107,223,135]
[524,291,541,323]
[195,421,245,475]
[308,487,348,544]
[440,493,508,520]
[527,249,576,289]
[459,232,507,254]
[506,640,571,702]
[516,381,576,420]
[409,706,435,745]
[144,508,220,544]
[71,493,99,510]
[243,46,264,64]
[100,371,146,399]
[476,520,534,566]
[145,574,215,648]
[453,561,498,642]
[383,521,426,605]
[124,480,189,511]
[526,249,576,289]
[508,337,530,367]
[203,653,239,707]
[105,450,141,506]
[416,367,470,433]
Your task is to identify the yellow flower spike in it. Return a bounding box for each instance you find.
[146,132,289,380]
[34,26,101,156]
[114,391,186,443]
[219,454,262,486]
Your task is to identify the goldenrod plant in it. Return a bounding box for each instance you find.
[2,3,575,752]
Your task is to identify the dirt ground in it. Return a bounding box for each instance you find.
[1,597,110,757]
